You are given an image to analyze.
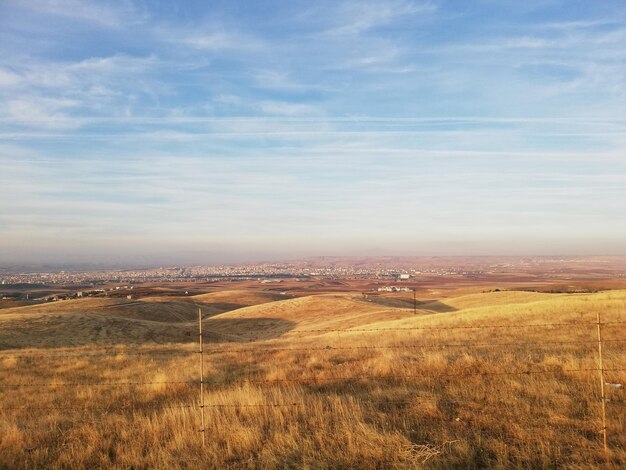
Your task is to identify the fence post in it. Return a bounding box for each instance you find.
[596,311,607,452]
[198,307,206,448]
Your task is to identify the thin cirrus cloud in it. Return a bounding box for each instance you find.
[9,0,139,27]
[0,0,626,266]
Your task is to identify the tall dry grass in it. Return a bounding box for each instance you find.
[0,290,625,468]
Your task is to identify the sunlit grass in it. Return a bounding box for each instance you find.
[0,290,624,468]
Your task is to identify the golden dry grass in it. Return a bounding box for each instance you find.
[0,289,624,468]
[141,290,297,317]
[192,290,294,306]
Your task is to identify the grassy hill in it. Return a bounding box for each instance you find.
[191,289,295,316]
[0,298,196,349]
[0,291,297,349]
[0,289,624,468]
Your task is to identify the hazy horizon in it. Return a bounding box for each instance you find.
[2,1,626,265]
[4,254,626,276]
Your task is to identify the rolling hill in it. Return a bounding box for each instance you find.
[1,288,625,468]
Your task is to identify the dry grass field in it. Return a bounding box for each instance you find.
[0,288,625,468]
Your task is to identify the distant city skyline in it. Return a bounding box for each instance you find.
[1,1,626,265]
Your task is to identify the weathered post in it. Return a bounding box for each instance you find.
[198,307,206,448]
[596,311,607,452]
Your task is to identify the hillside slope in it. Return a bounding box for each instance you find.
[1,289,625,468]
[0,292,295,349]
[3,289,625,349]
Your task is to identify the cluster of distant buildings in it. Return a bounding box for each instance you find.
[0,261,496,288]
[376,274,413,292]
[377,286,413,292]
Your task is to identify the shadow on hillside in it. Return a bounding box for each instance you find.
[198,302,249,316]
[96,300,264,321]
[0,316,297,350]
[361,296,457,312]
[203,318,296,342]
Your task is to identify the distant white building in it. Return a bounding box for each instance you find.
[399,274,410,280]
[377,286,412,292]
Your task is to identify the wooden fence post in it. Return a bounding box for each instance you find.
[596,311,607,453]
[198,307,206,448]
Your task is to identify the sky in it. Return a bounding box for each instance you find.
[1,0,626,267]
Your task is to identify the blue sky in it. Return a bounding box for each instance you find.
[1,0,626,266]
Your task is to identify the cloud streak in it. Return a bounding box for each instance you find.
[1,0,626,264]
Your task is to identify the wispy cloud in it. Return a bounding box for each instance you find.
[0,54,159,127]
[180,30,265,52]
[4,96,80,128]
[253,70,312,91]
[12,0,138,27]
[319,1,436,37]
[258,101,322,116]
[0,68,21,87]
[1,0,626,263]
